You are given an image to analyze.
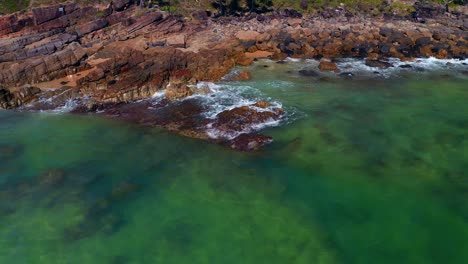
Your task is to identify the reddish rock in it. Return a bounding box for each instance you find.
[228,134,273,151]
[253,100,270,109]
[318,61,339,72]
[212,104,283,133]
[32,3,77,25]
[236,56,254,66]
[232,71,252,81]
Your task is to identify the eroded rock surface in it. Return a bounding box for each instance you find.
[0,1,467,150]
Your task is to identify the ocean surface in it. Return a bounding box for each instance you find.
[1,58,467,263]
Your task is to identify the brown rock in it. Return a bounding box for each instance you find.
[232,71,252,81]
[318,61,339,72]
[213,105,283,133]
[236,56,254,66]
[252,100,270,109]
[165,34,186,48]
[236,31,260,41]
[165,82,193,100]
[228,134,273,151]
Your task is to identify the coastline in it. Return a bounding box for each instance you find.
[0,1,467,150]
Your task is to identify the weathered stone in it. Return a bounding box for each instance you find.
[165,35,186,48]
[231,71,252,81]
[165,82,193,100]
[318,61,339,72]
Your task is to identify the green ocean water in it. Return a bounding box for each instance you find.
[0,59,467,263]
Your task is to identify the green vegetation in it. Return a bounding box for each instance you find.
[0,0,30,15]
[0,0,465,16]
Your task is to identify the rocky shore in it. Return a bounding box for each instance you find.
[0,1,467,150]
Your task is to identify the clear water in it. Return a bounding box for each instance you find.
[0,59,467,263]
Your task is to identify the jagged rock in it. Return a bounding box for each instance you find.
[0,86,41,109]
[212,103,283,134]
[165,82,193,100]
[0,88,14,109]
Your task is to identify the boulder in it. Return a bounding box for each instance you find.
[318,61,339,72]
[212,103,283,133]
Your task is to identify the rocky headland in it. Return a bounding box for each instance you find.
[0,0,467,150]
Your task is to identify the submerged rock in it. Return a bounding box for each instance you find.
[298,69,319,77]
[212,102,283,134]
[0,143,22,159]
[38,169,66,187]
[365,60,394,69]
[110,181,139,200]
[228,133,273,151]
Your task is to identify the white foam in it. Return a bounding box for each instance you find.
[335,57,468,78]
[151,89,166,98]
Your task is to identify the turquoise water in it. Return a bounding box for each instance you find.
[1,59,467,263]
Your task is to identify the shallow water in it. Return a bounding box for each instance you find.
[1,59,467,263]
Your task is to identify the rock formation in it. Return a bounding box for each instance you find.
[0,1,466,150]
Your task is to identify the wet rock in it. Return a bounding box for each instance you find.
[0,86,41,109]
[165,82,193,100]
[399,64,413,68]
[252,100,270,109]
[228,133,273,151]
[365,59,393,69]
[212,103,283,134]
[338,72,354,79]
[0,88,14,109]
[298,69,319,77]
[231,71,252,81]
[318,61,339,72]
